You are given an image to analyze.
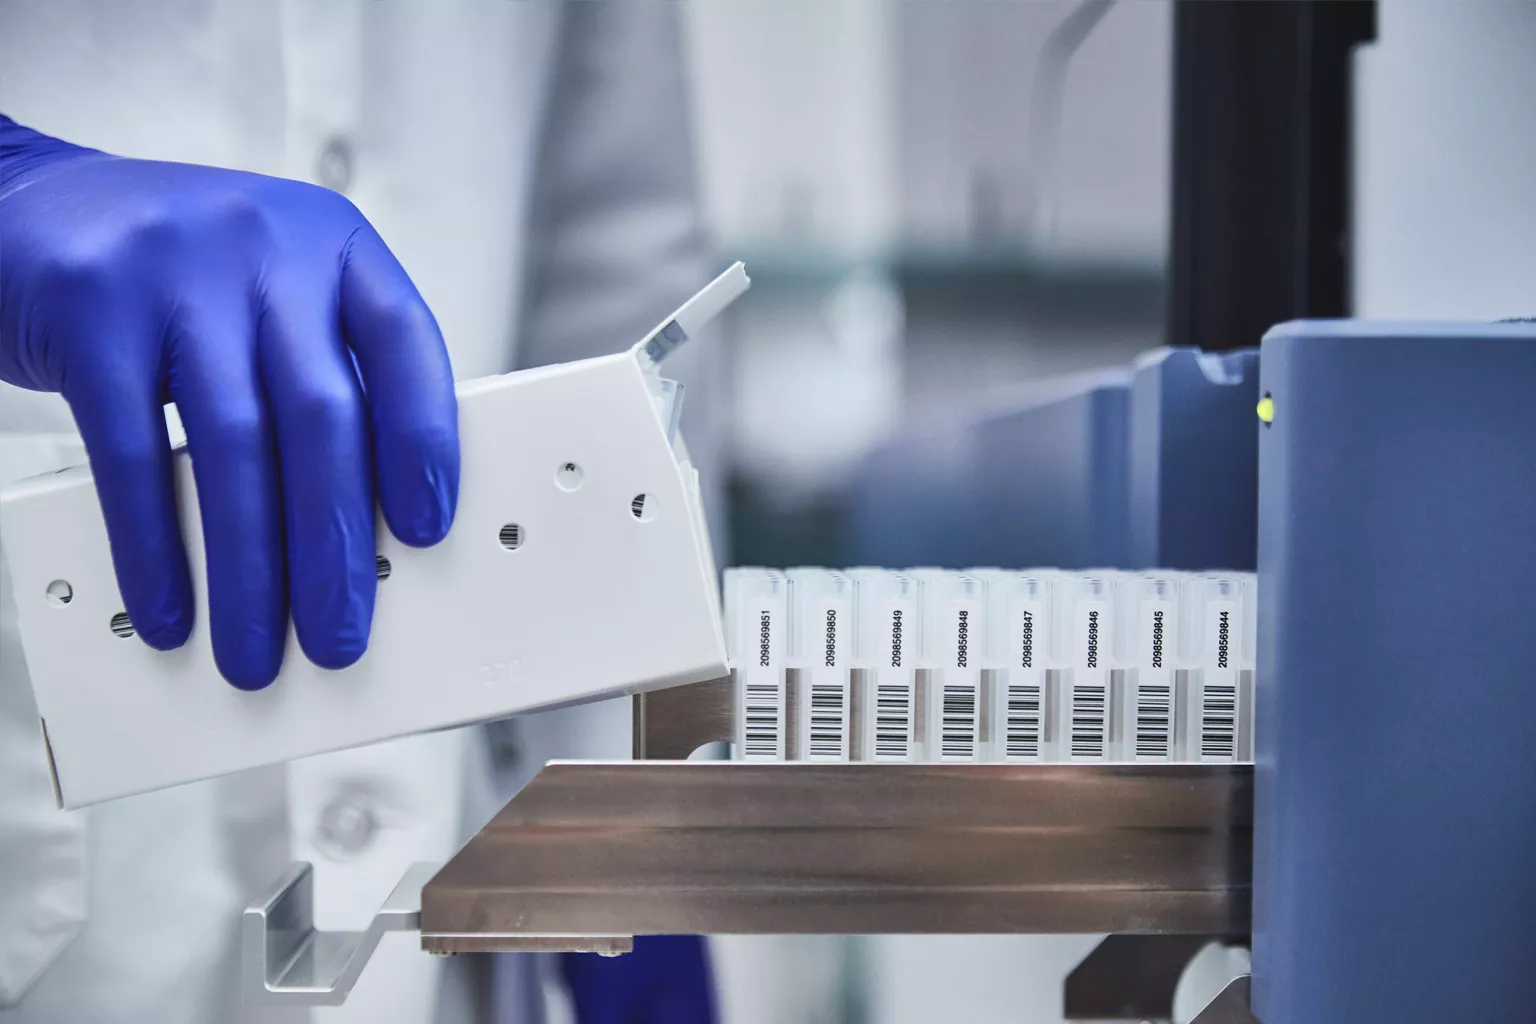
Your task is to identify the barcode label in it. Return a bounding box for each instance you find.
[1204,598,1240,669]
[939,682,979,760]
[874,681,913,760]
[1070,681,1107,759]
[1200,682,1237,760]
[1013,600,1044,669]
[750,599,780,668]
[1074,599,1109,668]
[741,678,783,760]
[807,681,848,759]
[1004,681,1043,759]
[1134,681,1172,759]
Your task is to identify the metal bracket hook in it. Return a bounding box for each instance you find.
[242,861,439,1005]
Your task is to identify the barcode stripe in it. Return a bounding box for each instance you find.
[1201,682,1237,760]
[1004,681,1042,760]
[1135,682,1172,759]
[741,680,782,760]
[808,682,847,759]
[1070,681,1107,759]
[940,683,978,760]
[873,682,912,760]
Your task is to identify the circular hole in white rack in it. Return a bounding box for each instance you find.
[555,462,585,492]
[499,523,525,550]
[375,555,392,580]
[110,612,135,638]
[46,580,73,607]
[630,493,656,522]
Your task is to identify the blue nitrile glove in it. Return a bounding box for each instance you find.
[561,937,718,1024]
[0,116,458,689]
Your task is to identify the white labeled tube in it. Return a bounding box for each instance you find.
[849,569,917,762]
[976,570,1051,762]
[726,568,788,761]
[1059,575,1112,761]
[1122,575,1177,762]
[915,571,984,762]
[788,568,853,761]
[1181,575,1243,763]
[1239,572,1257,760]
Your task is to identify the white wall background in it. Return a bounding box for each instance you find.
[686,0,898,257]
[685,1,1172,506]
[1354,0,1536,319]
[685,0,1170,262]
[895,1,1170,260]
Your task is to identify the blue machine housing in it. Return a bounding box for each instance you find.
[842,373,1130,569]
[1128,348,1259,571]
[1253,320,1536,1023]
[970,374,1132,569]
[842,347,1258,572]
[843,417,984,569]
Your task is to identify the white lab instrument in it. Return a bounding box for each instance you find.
[728,567,1256,766]
[1,264,749,808]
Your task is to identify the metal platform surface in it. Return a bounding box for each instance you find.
[418,760,1253,953]
[247,678,1255,1006]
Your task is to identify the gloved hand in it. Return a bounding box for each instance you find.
[0,115,458,690]
[561,937,718,1024]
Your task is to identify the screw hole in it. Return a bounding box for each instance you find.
[375,555,392,580]
[499,523,524,550]
[46,580,73,607]
[555,462,585,492]
[110,612,135,639]
[630,493,656,522]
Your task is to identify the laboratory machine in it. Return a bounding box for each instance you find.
[237,316,1533,1024]
[14,300,1524,1021]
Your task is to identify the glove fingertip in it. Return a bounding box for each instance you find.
[125,567,194,651]
[292,546,376,672]
[138,614,192,652]
[300,632,369,672]
[383,453,458,548]
[212,622,286,692]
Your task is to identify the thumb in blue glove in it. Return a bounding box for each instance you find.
[0,115,459,689]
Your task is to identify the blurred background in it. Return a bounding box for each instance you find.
[674,4,1226,1023]
[687,1,1170,574]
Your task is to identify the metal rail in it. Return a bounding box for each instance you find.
[418,760,1253,952]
